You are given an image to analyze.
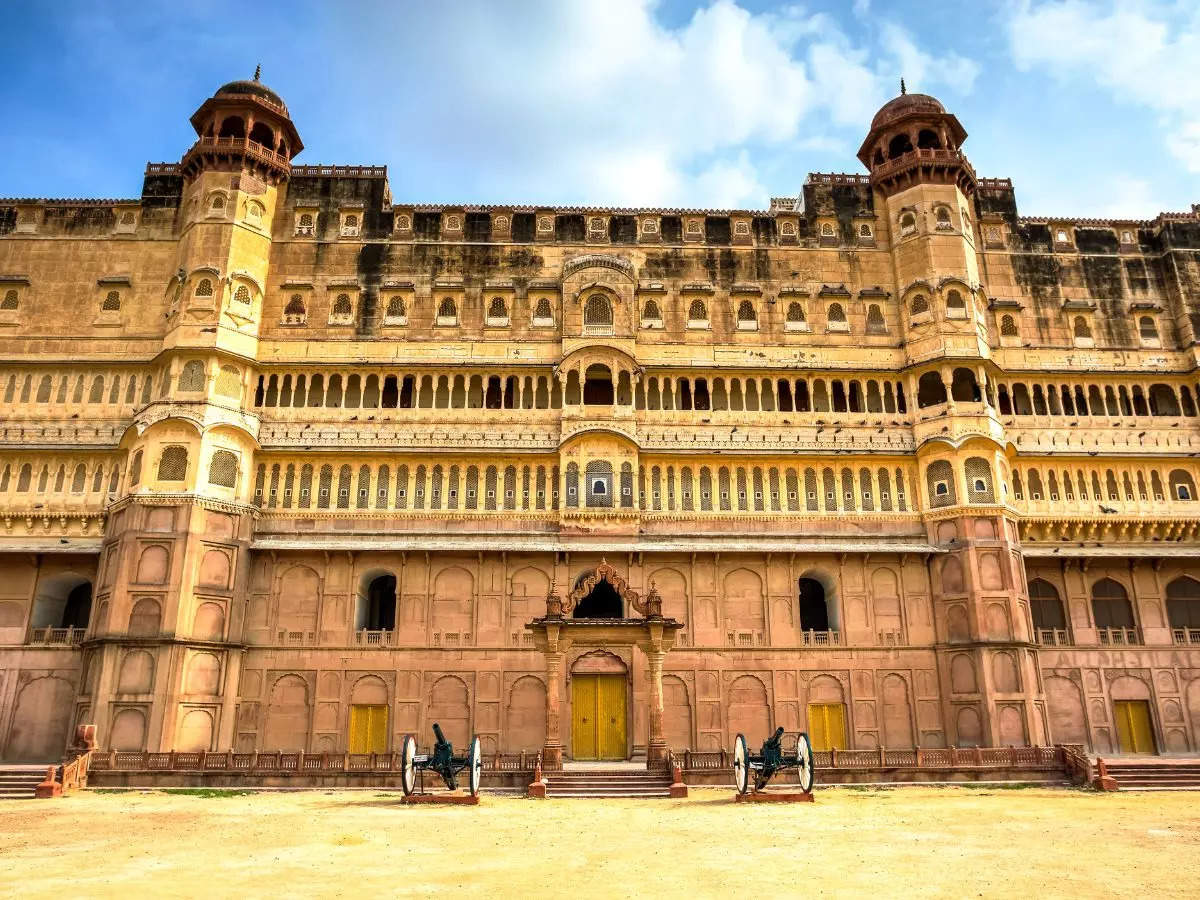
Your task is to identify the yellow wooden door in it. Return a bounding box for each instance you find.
[597,674,627,760]
[1114,700,1156,755]
[807,702,847,751]
[348,705,388,753]
[572,675,599,759]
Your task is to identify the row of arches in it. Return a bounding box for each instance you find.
[1029,576,1200,643]
[637,374,907,414]
[1012,464,1197,506]
[0,459,120,498]
[997,380,1197,419]
[3,369,162,410]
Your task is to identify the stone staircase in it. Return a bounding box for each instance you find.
[545,767,674,798]
[0,765,49,800]
[1102,758,1200,790]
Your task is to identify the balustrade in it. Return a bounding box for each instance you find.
[1034,628,1072,647]
[28,626,85,646]
[1097,626,1141,646]
[1172,627,1200,645]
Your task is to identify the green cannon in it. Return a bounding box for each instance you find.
[400,723,482,796]
[732,727,815,794]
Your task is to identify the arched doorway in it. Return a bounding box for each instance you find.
[570,651,628,760]
[583,364,614,405]
[573,577,623,618]
[797,578,830,633]
[31,575,92,634]
[355,572,396,632]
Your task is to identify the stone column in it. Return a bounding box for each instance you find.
[645,648,668,767]
[542,647,565,769]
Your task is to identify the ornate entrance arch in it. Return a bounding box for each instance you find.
[565,559,651,617]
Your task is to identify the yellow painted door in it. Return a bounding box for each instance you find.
[572,675,599,760]
[597,674,627,760]
[807,702,847,751]
[1114,700,1156,755]
[348,705,388,753]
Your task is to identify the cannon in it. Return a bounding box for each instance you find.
[732,727,814,794]
[400,723,483,797]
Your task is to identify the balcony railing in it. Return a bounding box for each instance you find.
[800,630,841,646]
[355,629,394,647]
[1097,626,1141,646]
[1173,627,1200,645]
[29,627,85,646]
[1035,628,1072,646]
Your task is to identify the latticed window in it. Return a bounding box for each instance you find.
[208,449,238,488]
[642,299,662,324]
[688,298,707,322]
[585,460,613,508]
[297,213,314,233]
[878,468,893,511]
[334,294,353,316]
[910,294,929,316]
[504,466,516,510]
[102,290,121,312]
[284,295,306,323]
[337,465,352,509]
[386,296,406,319]
[215,365,240,398]
[736,300,756,325]
[466,466,479,510]
[178,360,205,392]
[946,290,965,312]
[786,302,806,323]
[437,297,457,319]
[157,446,188,481]
[1,289,18,310]
[565,462,579,508]
[233,285,251,305]
[822,468,836,511]
[1000,314,1018,336]
[210,194,225,211]
[534,297,553,322]
[195,278,213,298]
[926,460,956,508]
[376,464,390,508]
[1073,316,1091,338]
[358,465,372,509]
[488,296,507,318]
[584,294,613,326]
[866,304,885,333]
[1139,316,1158,340]
[318,465,333,508]
[899,212,916,235]
[964,457,994,503]
[485,466,498,511]
[827,303,846,323]
[396,465,409,509]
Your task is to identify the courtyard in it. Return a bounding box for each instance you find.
[1,786,1196,898]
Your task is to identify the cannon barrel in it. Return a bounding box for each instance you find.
[432,722,448,746]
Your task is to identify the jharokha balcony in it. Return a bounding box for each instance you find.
[180,135,290,177]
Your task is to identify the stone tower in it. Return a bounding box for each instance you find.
[79,75,301,753]
[861,86,1046,747]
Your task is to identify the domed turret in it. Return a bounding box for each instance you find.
[857,81,972,197]
[180,67,303,183]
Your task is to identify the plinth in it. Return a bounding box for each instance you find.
[401,791,480,805]
[733,790,814,803]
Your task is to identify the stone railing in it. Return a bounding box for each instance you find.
[1035,628,1072,646]
[28,626,86,646]
[1173,627,1200,645]
[1097,627,1141,646]
[354,629,395,647]
[90,748,537,776]
[799,630,840,646]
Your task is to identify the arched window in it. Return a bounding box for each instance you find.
[101,290,121,312]
[826,303,846,326]
[437,296,458,324]
[821,222,835,236]
[785,301,807,332]
[357,573,397,631]
[283,295,307,324]
[1169,469,1196,501]
[899,212,917,236]
[736,299,757,329]
[866,304,886,334]
[926,460,955,507]
[385,296,407,322]
[641,299,662,327]
[342,214,359,236]
[1091,578,1136,642]
[487,296,508,321]
[583,364,614,405]
[1073,316,1092,339]
[1139,316,1159,342]
[888,133,914,159]
[584,294,613,329]
[946,289,966,317]
[859,223,873,237]
[334,293,354,318]
[916,128,941,149]
[245,201,263,226]
[157,446,188,482]
[1000,314,1018,336]
[1029,580,1067,641]
[533,297,553,324]
[917,371,947,407]
[585,460,613,508]
[208,449,238,488]
[296,212,314,235]
[910,294,929,316]
[210,193,226,212]
[178,360,206,392]
[687,298,708,326]
[248,121,275,147]
[1166,577,1200,638]
[1,289,17,310]
[951,367,980,402]
[797,578,831,634]
[964,457,994,502]
[233,285,251,305]
[935,206,953,230]
[195,278,213,299]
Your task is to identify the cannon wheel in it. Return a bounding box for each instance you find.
[467,735,482,796]
[733,733,750,794]
[400,734,417,796]
[795,731,815,794]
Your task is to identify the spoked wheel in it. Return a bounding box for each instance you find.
[795,731,815,794]
[401,734,417,796]
[733,733,750,794]
[468,735,482,797]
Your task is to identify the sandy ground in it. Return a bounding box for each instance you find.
[1,786,1197,899]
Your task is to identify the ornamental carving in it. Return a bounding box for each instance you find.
[565,558,647,616]
[562,254,634,280]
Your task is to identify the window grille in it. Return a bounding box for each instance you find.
[208,450,238,488]
[157,446,188,481]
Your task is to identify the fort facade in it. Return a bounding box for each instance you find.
[2,76,1199,765]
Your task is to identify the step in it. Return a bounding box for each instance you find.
[546,790,673,798]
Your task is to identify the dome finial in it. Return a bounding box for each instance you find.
[900,77,906,95]
[254,64,261,82]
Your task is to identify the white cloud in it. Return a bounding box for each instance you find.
[1007,0,1200,173]
[330,0,981,207]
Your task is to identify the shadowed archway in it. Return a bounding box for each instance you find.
[573,578,623,618]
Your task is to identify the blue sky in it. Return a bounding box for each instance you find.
[1,0,1197,217]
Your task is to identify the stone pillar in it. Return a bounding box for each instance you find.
[542,648,565,769]
[645,648,667,767]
